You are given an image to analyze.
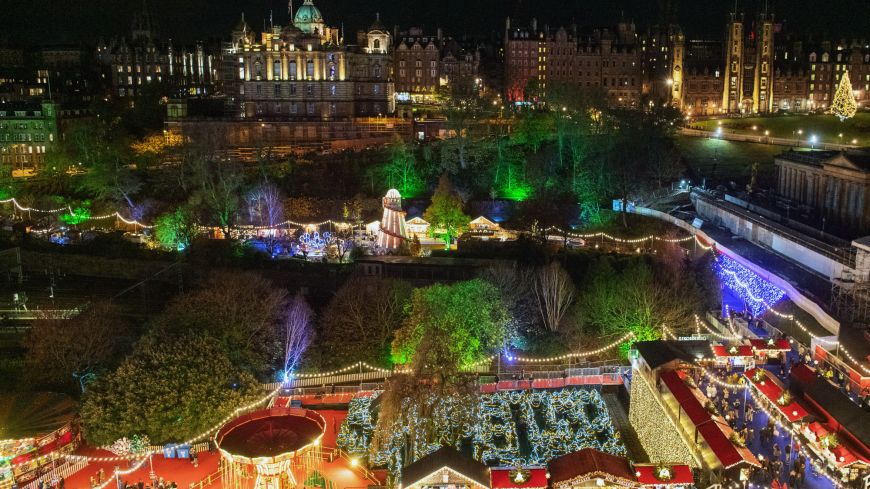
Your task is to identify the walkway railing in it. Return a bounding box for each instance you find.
[680,127,856,151]
[189,469,220,489]
[628,205,840,336]
[263,364,631,392]
[21,459,89,489]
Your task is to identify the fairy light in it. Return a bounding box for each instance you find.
[0,198,67,213]
[63,384,284,463]
[695,314,741,341]
[505,332,635,363]
[544,226,695,244]
[743,386,845,487]
[716,255,786,316]
[689,361,844,487]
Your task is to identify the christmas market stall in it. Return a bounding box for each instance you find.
[489,468,548,489]
[711,344,754,368]
[547,448,641,488]
[398,447,490,489]
[747,338,792,364]
[790,365,870,485]
[743,368,809,423]
[632,463,694,488]
[0,393,79,489]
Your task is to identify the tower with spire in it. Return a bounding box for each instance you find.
[722,7,745,113]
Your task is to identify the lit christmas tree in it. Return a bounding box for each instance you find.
[831,70,858,121]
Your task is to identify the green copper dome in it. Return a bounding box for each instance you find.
[293,0,324,34]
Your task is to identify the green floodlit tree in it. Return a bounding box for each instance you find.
[59,201,92,226]
[831,70,858,121]
[374,279,510,467]
[80,333,259,445]
[154,205,199,250]
[579,257,698,358]
[383,135,423,197]
[423,175,470,248]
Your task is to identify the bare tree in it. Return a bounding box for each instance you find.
[319,274,411,365]
[248,182,285,254]
[532,262,576,332]
[25,301,132,392]
[283,294,313,377]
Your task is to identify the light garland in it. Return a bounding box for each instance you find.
[544,226,695,244]
[695,314,741,341]
[63,384,284,463]
[691,361,845,487]
[504,332,636,363]
[715,255,786,316]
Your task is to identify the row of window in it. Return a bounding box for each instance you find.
[0,133,51,142]
[242,83,383,97]
[0,144,48,153]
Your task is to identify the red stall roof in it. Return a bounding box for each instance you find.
[660,371,695,402]
[749,338,792,351]
[660,371,711,425]
[696,421,760,469]
[712,345,754,357]
[490,468,549,489]
[744,368,809,422]
[634,464,694,486]
[790,363,817,386]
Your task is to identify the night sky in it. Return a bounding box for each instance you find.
[3,0,868,46]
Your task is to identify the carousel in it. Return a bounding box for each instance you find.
[214,406,327,489]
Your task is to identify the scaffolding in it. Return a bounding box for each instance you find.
[831,246,870,326]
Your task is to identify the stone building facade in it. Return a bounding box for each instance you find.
[775,149,870,234]
[220,0,394,120]
[393,27,479,103]
[504,18,642,107]
[0,101,57,174]
[97,3,218,98]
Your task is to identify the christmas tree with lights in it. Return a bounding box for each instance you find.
[831,70,858,121]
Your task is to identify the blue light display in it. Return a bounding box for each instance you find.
[714,254,786,316]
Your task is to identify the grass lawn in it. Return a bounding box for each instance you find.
[691,112,870,146]
[675,135,789,188]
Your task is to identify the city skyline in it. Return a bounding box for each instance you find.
[2,0,869,46]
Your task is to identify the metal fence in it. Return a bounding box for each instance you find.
[262,364,631,393]
[21,459,89,489]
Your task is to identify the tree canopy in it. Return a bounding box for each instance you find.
[423,175,470,247]
[80,333,259,445]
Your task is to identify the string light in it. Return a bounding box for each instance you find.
[713,254,855,376]
[544,227,695,244]
[64,384,284,463]
[504,332,636,363]
[695,314,741,341]
[692,361,844,487]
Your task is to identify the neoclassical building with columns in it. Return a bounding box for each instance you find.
[775,149,870,235]
[221,0,394,120]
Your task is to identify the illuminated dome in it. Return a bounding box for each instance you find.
[293,0,325,35]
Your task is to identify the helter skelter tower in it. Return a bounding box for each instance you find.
[376,189,408,249]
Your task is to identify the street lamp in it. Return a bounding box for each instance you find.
[810,134,818,148]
